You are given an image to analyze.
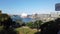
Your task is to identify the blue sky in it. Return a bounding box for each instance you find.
[0,0,60,15]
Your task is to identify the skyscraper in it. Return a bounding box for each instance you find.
[55,3,60,11]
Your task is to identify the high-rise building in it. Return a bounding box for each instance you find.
[55,3,60,11]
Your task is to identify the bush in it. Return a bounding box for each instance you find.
[26,22,33,28]
[26,20,43,29]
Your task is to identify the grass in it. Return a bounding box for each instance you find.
[15,26,37,34]
[0,26,4,31]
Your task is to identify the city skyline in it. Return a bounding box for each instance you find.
[0,0,60,15]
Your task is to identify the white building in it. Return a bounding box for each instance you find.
[21,13,28,18]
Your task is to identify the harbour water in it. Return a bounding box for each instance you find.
[11,15,32,23]
[22,18,32,23]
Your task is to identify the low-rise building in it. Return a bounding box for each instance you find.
[31,12,60,22]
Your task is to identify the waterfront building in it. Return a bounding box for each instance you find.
[31,12,60,22]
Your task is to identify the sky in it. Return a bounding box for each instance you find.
[0,0,60,15]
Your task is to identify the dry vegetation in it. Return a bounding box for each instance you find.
[15,26,37,34]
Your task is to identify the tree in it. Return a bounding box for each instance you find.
[26,20,43,29]
[26,22,33,28]
[38,18,60,34]
[33,20,43,29]
[0,11,20,34]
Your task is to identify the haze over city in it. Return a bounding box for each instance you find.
[0,0,60,15]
